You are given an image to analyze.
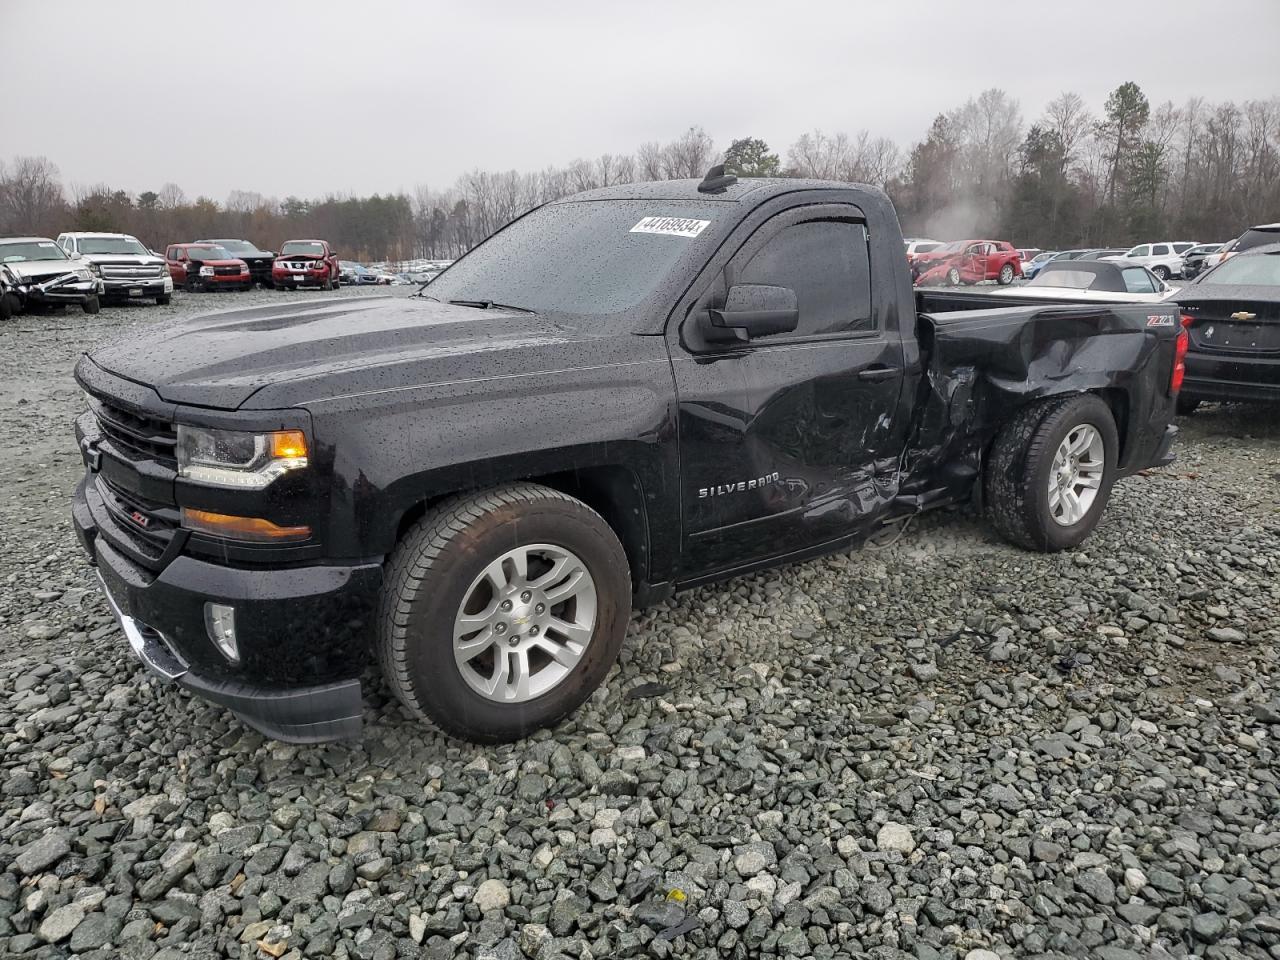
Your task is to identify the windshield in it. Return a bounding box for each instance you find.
[0,240,67,262]
[280,241,326,256]
[425,200,721,317]
[1201,252,1280,286]
[188,246,232,261]
[210,240,257,254]
[78,236,149,256]
[932,241,967,254]
[913,242,940,254]
[1032,252,1056,263]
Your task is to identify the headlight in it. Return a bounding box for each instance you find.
[74,268,94,281]
[176,425,308,489]
[240,263,249,273]
[199,265,215,276]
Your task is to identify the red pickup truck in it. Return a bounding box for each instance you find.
[915,240,1023,286]
[272,240,340,290]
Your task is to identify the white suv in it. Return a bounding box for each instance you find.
[1102,241,1198,280]
[56,232,172,305]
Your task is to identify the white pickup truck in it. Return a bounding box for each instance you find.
[57,232,172,305]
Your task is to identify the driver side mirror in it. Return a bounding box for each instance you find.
[704,284,799,343]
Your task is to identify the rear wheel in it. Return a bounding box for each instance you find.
[376,483,631,743]
[1153,265,1171,281]
[985,394,1118,552]
[947,266,962,286]
[998,263,1015,285]
[1176,396,1202,416]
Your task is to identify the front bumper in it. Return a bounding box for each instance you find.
[273,267,329,286]
[73,475,382,743]
[102,277,172,298]
[25,276,102,305]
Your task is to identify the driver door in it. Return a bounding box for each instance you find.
[667,203,908,579]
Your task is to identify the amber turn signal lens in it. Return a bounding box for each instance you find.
[181,508,311,543]
[268,430,308,460]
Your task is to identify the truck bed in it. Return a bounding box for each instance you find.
[898,296,1180,509]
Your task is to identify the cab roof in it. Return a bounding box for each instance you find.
[555,177,871,204]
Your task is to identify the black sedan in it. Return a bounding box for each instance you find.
[198,238,276,288]
[1174,243,1280,414]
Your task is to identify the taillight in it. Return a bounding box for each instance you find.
[1170,316,1191,394]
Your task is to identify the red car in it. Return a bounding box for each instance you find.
[272,239,340,290]
[914,240,1023,286]
[165,243,251,291]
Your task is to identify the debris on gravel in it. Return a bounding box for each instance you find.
[0,290,1278,958]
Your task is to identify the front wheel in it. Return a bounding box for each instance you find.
[375,483,631,743]
[156,293,171,306]
[947,267,962,286]
[1153,265,1171,281]
[322,275,334,291]
[985,394,1118,552]
[82,296,101,315]
[998,264,1015,285]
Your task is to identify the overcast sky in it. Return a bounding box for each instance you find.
[4,0,1278,202]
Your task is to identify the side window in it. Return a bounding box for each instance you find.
[736,219,873,338]
[1122,268,1156,293]
[166,246,176,260]
[1151,244,1170,256]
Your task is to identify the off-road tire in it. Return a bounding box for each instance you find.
[82,296,100,315]
[1176,395,1201,416]
[998,263,1015,285]
[985,394,1119,551]
[375,483,631,743]
[156,294,171,306]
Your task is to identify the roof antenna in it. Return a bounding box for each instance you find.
[697,164,738,194]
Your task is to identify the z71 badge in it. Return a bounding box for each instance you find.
[699,472,781,499]
[1146,314,1175,327]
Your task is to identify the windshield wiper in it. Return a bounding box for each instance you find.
[447,298,536,314]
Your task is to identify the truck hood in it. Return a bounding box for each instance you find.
[5,260,84,281]
[86,295,610,409]
[82,253,165,268]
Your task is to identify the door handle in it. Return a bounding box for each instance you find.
[858,366,900,382]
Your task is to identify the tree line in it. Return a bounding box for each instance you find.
[2,82,1276,261]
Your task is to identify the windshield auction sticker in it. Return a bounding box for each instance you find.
[630,216,711,238]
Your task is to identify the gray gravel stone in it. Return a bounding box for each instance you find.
[0,292,1278,960]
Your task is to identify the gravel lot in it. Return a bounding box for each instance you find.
[0,289,1277,960]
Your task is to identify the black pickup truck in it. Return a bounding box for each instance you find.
[72,169,1183,744]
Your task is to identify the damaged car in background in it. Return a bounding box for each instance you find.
[73,169,1183,745]
[0,237,104,314]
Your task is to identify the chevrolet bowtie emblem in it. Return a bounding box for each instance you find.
[1230,311,1257,321]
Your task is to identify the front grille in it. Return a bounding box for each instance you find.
[282,260,315,271]
[213,265,242,276]
[90,396,177,465]
[98,476,177,560]
[101,264,165,279]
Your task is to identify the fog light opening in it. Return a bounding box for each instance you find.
[204,602,240,664]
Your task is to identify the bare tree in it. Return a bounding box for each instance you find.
[0,155,66,234]
[158,182,187,209]
[636,141,665,181]
[662,127,717,179]
[1042,92,1093,169]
